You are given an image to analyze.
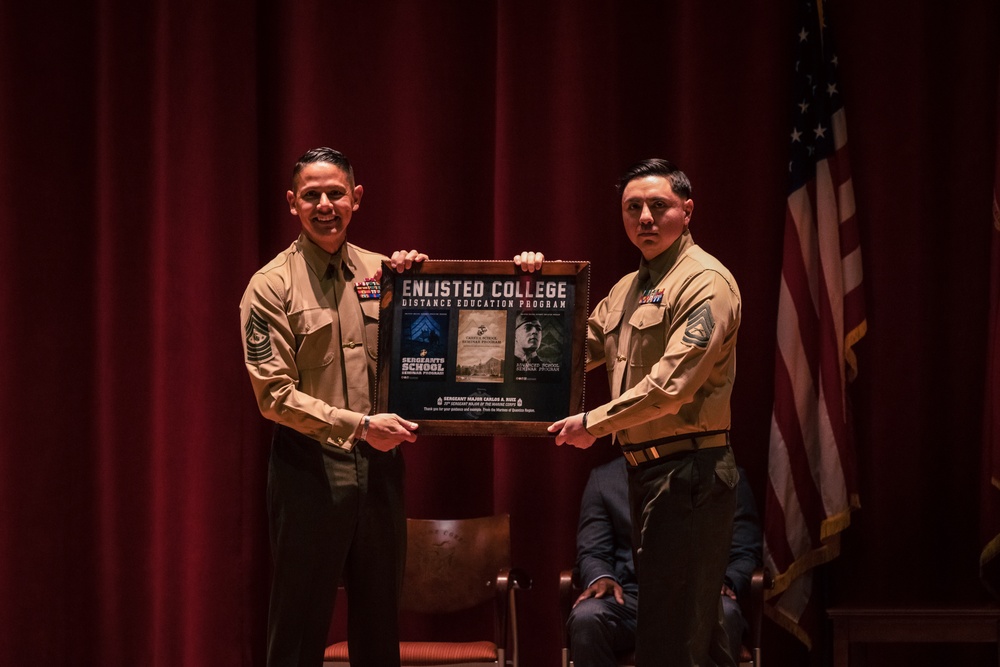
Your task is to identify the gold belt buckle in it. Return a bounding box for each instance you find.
[627,448,650,466]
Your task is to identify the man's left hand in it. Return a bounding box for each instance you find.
[574,577,624,608]
[548,413,596,449]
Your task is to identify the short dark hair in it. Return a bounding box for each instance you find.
[291,147,355,191]
[516,313,541,330]
[616,158,692,200]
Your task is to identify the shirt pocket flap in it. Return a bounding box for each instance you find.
[628,303,666,330]
[602,307,626,335]
[359,299,380,320]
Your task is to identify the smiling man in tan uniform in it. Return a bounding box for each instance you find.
[245,147,544,667]
[241,147,424,667]
[546,158,741,667]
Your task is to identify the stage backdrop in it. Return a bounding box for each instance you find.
[0,1,997,666]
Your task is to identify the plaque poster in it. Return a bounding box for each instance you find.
[376,260,590,436]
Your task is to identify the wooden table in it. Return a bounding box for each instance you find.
[828,606,1000,667]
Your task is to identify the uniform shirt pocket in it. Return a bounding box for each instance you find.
[360,299,380,360]
[628,304,666,369]
[602,307,625,384]
[290,308,337,370]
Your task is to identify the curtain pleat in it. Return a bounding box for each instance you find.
[0,1,997,665]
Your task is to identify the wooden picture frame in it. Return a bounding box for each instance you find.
[376,260,590,436]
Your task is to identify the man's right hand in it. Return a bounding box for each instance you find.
[363,413,419,451]
[389,249,428,272]
[573,576,625,607]
[513,251,544,272]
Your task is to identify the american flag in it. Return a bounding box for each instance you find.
[763,0,865,647]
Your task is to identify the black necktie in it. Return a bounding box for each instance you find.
[336,261,371,412]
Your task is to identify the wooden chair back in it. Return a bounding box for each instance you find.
[325,514,529,667]
[401,515,511,614]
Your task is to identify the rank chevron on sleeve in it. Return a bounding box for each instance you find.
[682,302,715,348]
[245,307,273,363]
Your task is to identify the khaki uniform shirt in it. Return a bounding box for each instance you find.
[585,232,741,446]
[240,234,384,450]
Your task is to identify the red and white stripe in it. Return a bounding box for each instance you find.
[764,106,866,646]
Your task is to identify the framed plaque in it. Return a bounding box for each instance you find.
[376,260,590,436]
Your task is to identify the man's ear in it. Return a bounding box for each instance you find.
[684,198,694,221]
[352,184,364,211]
[286,190,297,215]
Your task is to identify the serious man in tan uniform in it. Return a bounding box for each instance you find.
[544,158,741,667]
[241,147,426,667]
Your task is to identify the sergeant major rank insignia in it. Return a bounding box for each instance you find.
[245,307,273,363]
[355,277,380,300]
[639,288,665,305]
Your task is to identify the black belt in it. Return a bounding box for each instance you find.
[621,430,730,467]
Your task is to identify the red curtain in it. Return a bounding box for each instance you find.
[0,1,997,666]
[980,62,1000,598]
